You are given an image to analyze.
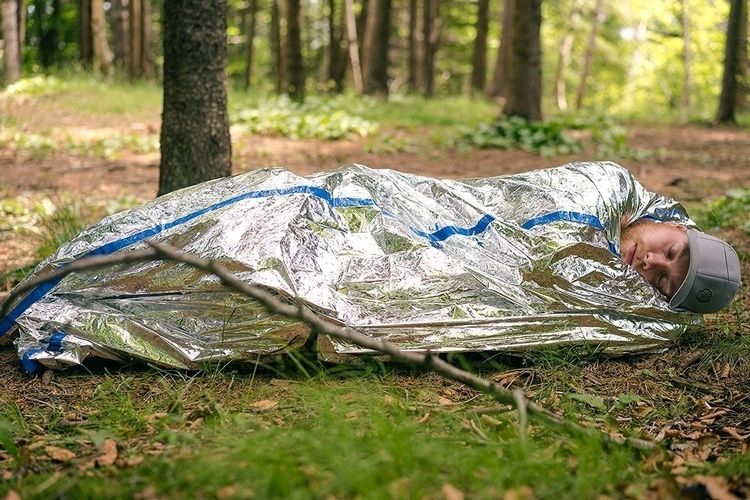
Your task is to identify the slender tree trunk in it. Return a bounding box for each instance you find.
[488,0,513,98]
[421,0,440,97]
[356,0,368,69]
[575,0,604,110]
[79,0,92,66]
[470,0,490,93]
[407,0,418,92]
[1,0,20,83]
[344,0,363,94]
[129,0,142,75]
[715,0,744,123]
[244,0,257,90]
[15,0,24,65]
[554,1,578,111]
[271,0,283,92]
[502,0,542,120]
[327,0,346,91]
[159,0,232,195]
[141,0,154,78]
[91,0,112,73]
[284,0,305,101]
[736,0,748,109]
[110,0,131,71]
[681,0,692,119]
[363,0,390,97]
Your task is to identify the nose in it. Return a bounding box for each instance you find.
[641,252,669,271]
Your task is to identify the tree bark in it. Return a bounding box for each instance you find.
[129,0,142,75]
[1,0,20,83]
[110,0,131,71]
[327,0,347,91]
[488,0,513,98]
[362,0,390,97]
[15,0,24,65]
[681,0,692,119]
[421,0,439,97]
[736,0,748,109]
[271,0,283,93]
[715,0,744,123]
[79,0,92,66]
[243,0,257,90]
[159,0,232,196]
[470,0,490,93]
[344,0,363,94]
[575,0,604,110]
[284,0,305,101]
[502,0,542,121]
[91,0,112,73]
[141,0,154,78]
[407,0,418,92]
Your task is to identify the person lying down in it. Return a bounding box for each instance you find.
[0,162,741,372]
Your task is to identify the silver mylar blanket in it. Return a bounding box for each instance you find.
[1,162,701,372]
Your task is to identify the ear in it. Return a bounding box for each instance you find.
[666,222,687,233]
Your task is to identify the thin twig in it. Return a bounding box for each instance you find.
[1,240,655,450]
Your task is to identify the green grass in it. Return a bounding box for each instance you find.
[0,367,652,499]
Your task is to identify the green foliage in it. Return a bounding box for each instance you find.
[1,75,68,98]
[231,95,378,140]
[34,197,88,260]
[66,132,160,160]
[692,189,750,233]
[462,116,583,157]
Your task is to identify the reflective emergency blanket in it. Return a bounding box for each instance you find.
[1,162,702,372]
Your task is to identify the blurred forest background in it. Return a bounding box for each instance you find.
[0,0,746,119]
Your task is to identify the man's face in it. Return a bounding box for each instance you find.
[620,220,690,298]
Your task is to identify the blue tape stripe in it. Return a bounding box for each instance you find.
[0,185,376,337]
[21,349,42,374]
[522,210,619,257]
[522,211,605,231]
[48,330,66,352]
[414,214,496,245]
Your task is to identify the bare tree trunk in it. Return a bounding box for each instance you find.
[681,0,692,120]
[421,0,440,97]
[344,0,363,94]
[243,0,257,90]
[110,0,131,71]
[159,0,232,195]
[502,0,542,121]
[407,0,418,92]
[327,0,346,92]
[356,0,368,68]
[1,0,20,83]
[79,0,92,66]
[470,0,489,93]
[488,0,513,98]
[554,33,573,111]
[363,0,390,97]
[284,0,305,101]
[141,0,154,78]
[15,0,24,65]
[736,0,748,109]
[575,0,604,110]
[129,0,142,76]
[715,0,744,123]
[271,0,283,92]
[91,0,112,73]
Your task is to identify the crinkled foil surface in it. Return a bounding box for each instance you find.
[1,162,702,371]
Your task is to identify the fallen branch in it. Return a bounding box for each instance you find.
[1,241,654,450]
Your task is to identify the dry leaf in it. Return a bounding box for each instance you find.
[188,418,204,430]
[346,410,362,420]
[27,440,47,451]
[417,412,431,424]
[45,446,75,462]
[134,486,159,500]
[251,400,278,411]
[480,414,503,426]
[95,439,118,467]
[722,427,750,441]
[383,394,396,406]
[270,379,291,388]
[720,363,731,378]
[503,485,534,500]
[124,456,145,467]
[692,475,739,500]
[438,397,454,406]
[2,471,13,481]
[441,483,464,500]
[4,490,21,500]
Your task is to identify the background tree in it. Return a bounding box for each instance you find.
[109,0,130,72]
[159,0,232,195]
[421,0,439,97]
[344,0,363,94]
[91,0,112,73]
[407,0,418,92]
[243,0,257,90]
[284,0,305,101]
[470,0,489,93]
[715,0,745,123]
[574,0,604,110]
[488,0,512,98]
[502,0,542,120]
[362,0,390,97]
[736,0,748,109]
[1,0,21,83]
[78,0,91,66]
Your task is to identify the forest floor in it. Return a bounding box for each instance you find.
[1,78,750,498]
